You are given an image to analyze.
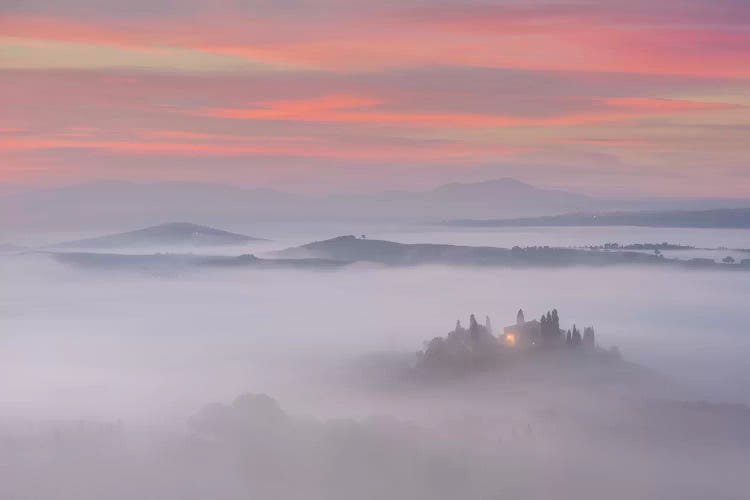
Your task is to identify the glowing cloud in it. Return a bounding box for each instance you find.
[1,0,749,195]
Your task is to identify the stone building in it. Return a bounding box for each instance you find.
[503,309,541,348]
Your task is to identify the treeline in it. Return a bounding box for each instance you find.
[539,309,595,348]
[591,242,694,251]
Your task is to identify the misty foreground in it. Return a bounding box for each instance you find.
[2,385,748,500]
[3,312,750,500]
[3,257,750,499]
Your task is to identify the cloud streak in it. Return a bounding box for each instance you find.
[1,1,749,195]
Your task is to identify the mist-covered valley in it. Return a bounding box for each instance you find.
[6,0,750,493]
[2,224,750,499]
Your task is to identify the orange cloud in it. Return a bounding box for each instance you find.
[0,136,523,163]
[554,138,652,147]
[192,95,735,129]
[2,4,749,195]
[604,98,737,113]
[4,8,750,77]
[135,129,321,143]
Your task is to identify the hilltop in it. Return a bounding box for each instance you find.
[277,235,747,270]
[52,222,266,249]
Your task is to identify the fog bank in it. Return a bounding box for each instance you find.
[2,259,749,422]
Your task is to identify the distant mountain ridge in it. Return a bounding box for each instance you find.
[2,178,748,231]
[337,178,596,219]
[418,178,589,205]
[52,222,265,249]
[0,178,601,230]
[450,207,750,229]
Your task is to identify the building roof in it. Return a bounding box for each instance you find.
[503,319,539,333]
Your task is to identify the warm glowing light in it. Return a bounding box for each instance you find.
[506,333,516,346]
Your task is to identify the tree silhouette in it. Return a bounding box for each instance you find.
[571,325,582,346]
[469,314,481,342]
[551,309,560,334]
[583,327,596,348]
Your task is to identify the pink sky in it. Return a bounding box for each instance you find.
[1,0,749,196]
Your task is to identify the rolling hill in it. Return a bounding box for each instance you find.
[52,222,266,249]
[276,235,743,269]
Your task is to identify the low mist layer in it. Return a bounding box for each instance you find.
[2,250,749,499]
[3,259,749,418]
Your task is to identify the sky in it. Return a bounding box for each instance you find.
[1,0,749,196]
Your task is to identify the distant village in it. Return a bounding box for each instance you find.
[417,308,619,374]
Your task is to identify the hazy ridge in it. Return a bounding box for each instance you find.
[453,207,750,229]
[4,178,749,232]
